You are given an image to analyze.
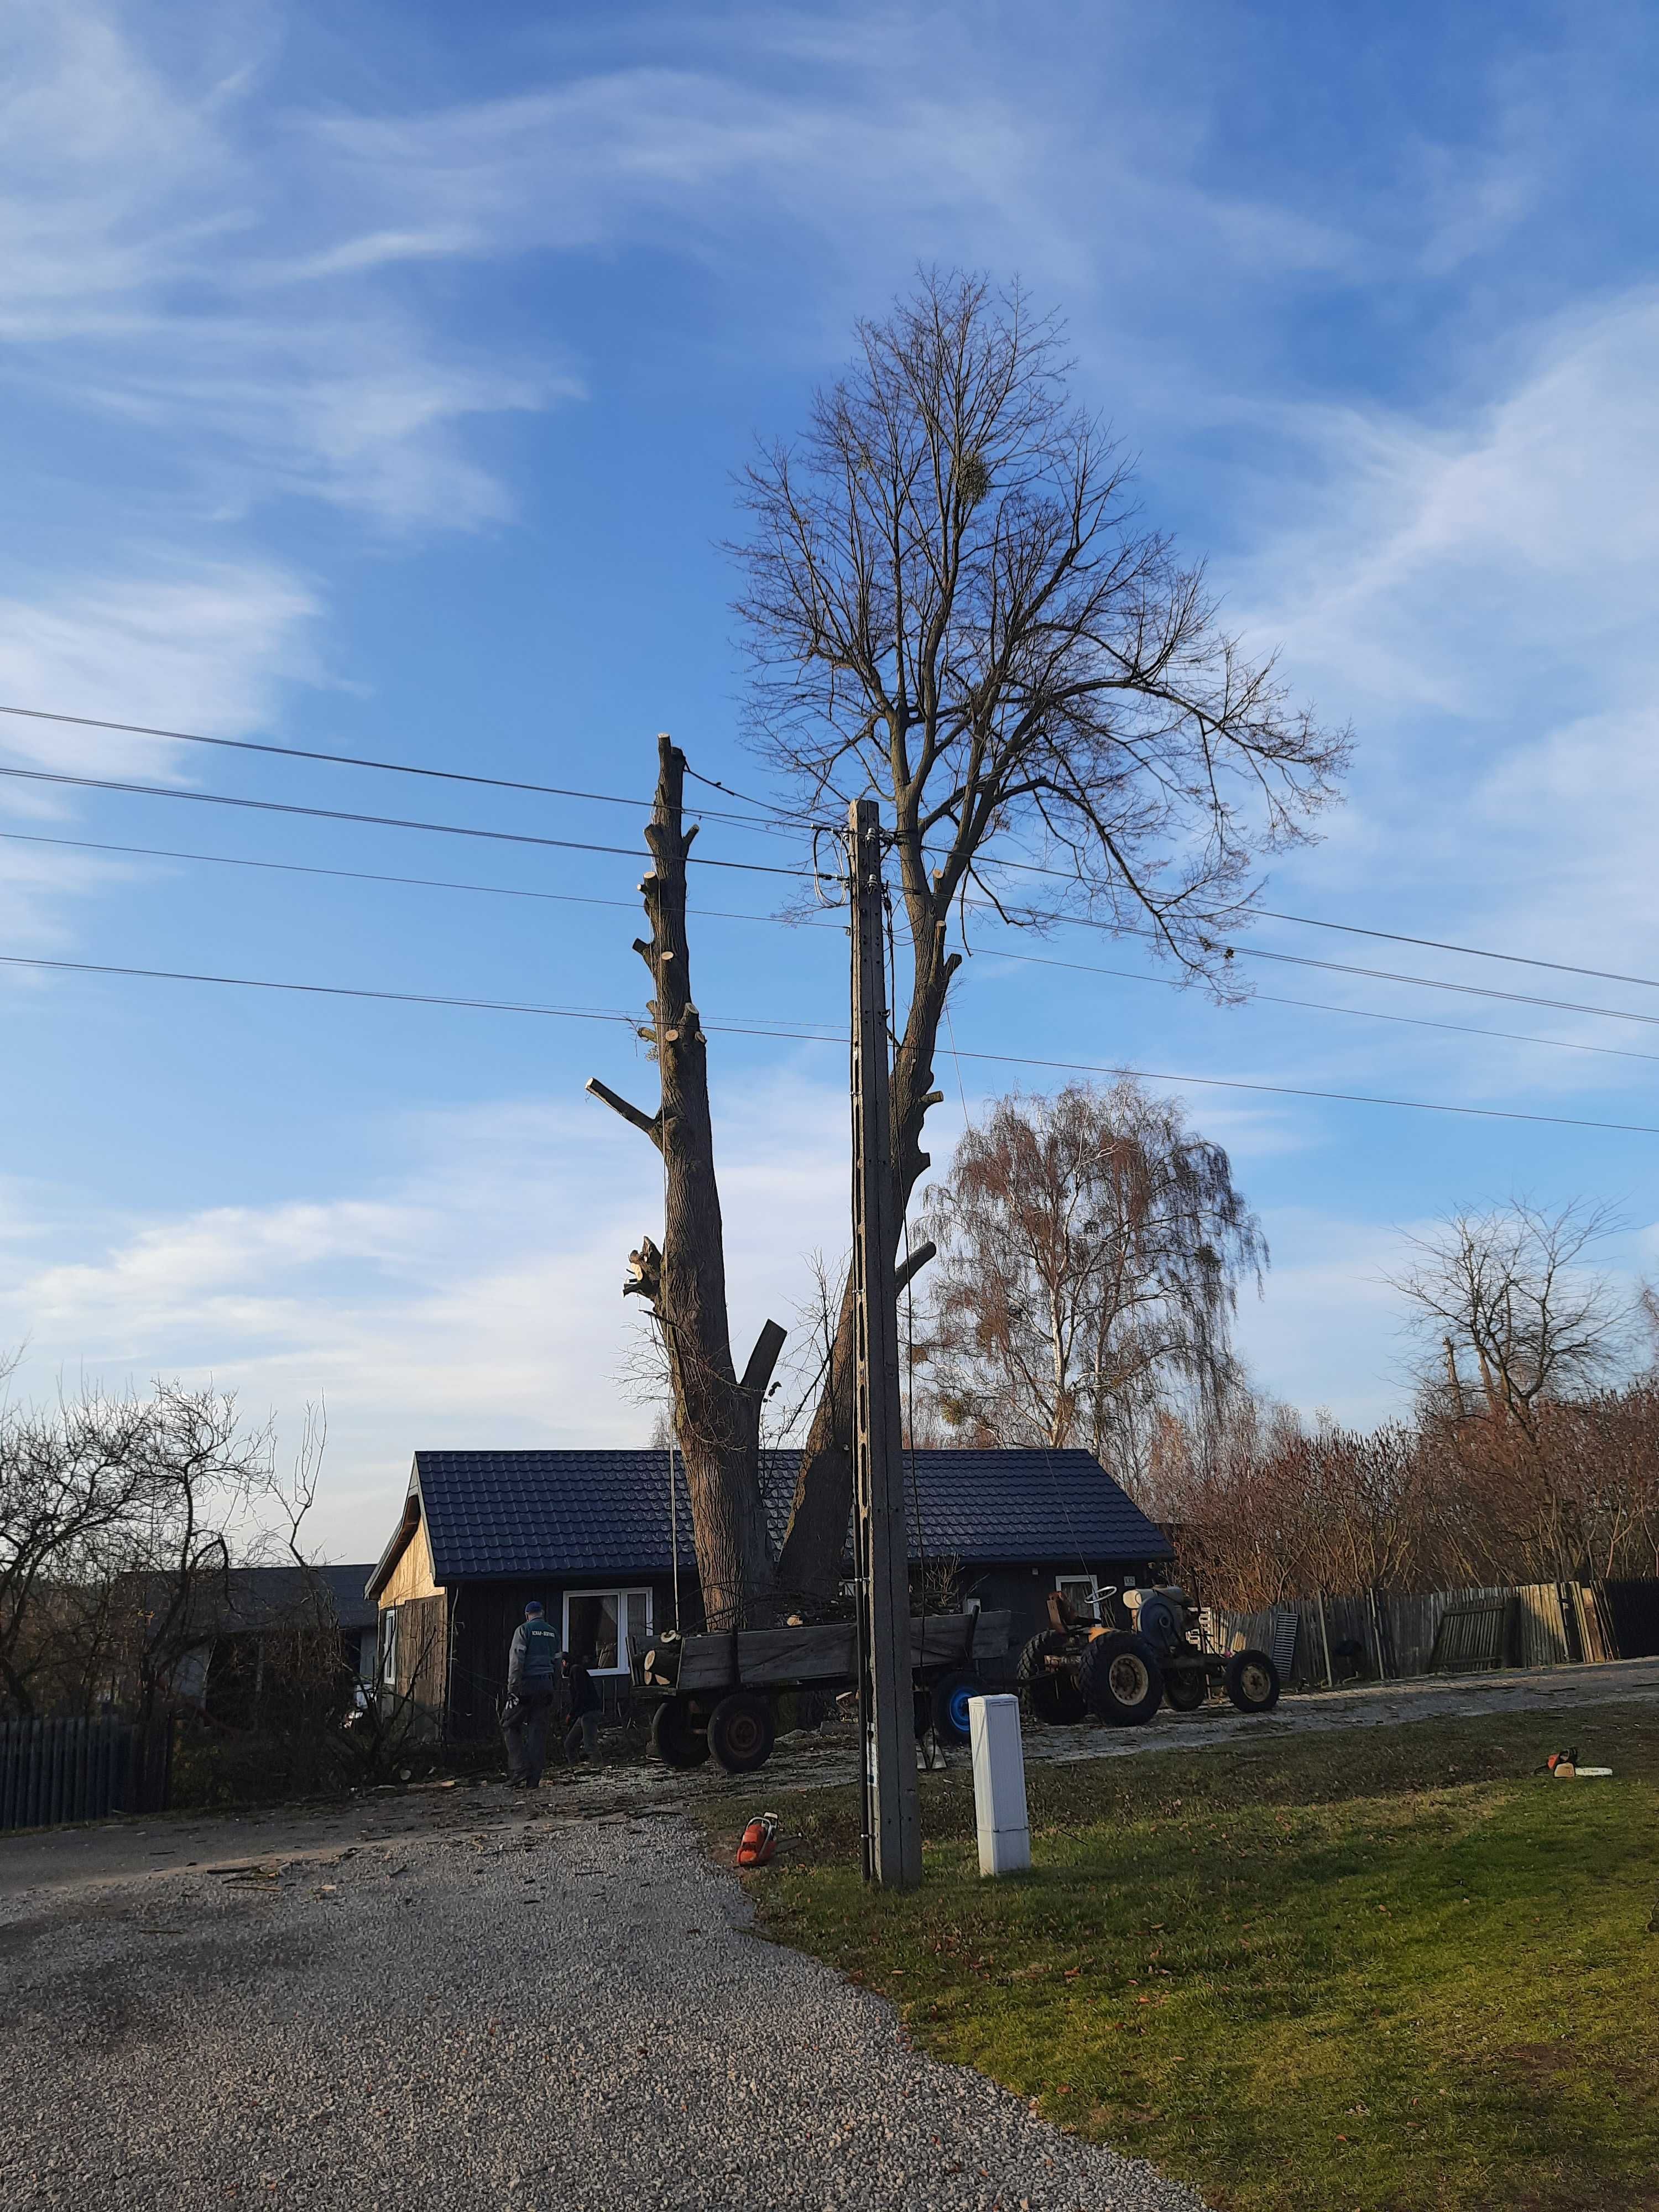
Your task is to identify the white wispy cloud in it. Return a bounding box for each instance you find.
[0,1071,854,1557]
[0,4,558,531]
[1224,287,1659,1045]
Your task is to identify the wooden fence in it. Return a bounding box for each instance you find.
[0,1715,173,1833]
[1202,1574,1655,1687]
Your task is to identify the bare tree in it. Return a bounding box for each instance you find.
[914,1080,1264,1480]
[733,270,1348,1599]
[1389,1198,1632,1437]
[587,737,786,1628]
[0,1379,272,1720]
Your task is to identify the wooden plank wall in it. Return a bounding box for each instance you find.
[391,1592,448,1730]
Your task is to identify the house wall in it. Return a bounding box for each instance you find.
[387,1591,448,1728]
[445,1577,682,1742]
[379,1518,441,1606]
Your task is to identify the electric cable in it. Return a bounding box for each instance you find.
[9,823,1658,1069]
[9,696,1659,995]
[1249,906,1659,993]
[0,763,812,878]
[0,828,806,928]
[0,701,799,836]
[8,949,1659,1136]
[1208,937,1659,1032]
[12,694,1659,998]
[969,942,1659,1068]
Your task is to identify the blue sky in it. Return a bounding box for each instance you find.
[3,1,1657,1559]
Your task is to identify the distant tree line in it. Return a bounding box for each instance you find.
[1145,1200,1659,1608]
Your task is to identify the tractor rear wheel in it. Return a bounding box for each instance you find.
[1164,1666,1209,1712]
[1224,1649,1281,1714]
[1016,1631,1087,1725]
[650,1697,709,1769]
[707,1691,776,1774]
[1079,1632,1164,1726]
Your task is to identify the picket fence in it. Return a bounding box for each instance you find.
[1201,1573,1657,1688]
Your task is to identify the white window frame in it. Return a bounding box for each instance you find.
[1056,1573,1100,1620]
[379,1606,399,1688]
[562,1587,654,1676]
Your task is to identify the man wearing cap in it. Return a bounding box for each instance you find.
[501,1599,562,1788]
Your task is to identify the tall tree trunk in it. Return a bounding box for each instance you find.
[587,736,780,1630]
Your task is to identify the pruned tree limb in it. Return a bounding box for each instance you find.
[585,1076,662,1148]
[740,1319,789,1400]
[896,1238,937,1295]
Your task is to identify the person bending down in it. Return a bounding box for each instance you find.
[563,1650,602,1762]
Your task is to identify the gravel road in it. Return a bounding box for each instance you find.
[0,1803,1208,2212]
[9,1658,1652,2209]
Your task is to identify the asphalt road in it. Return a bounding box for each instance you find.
[0,1801,1207,2212]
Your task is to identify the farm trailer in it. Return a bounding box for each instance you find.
[632,1610,1011,1774]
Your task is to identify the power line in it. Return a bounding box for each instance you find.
[0,828,813,930]
[1209,937,1659,1033]
[8,948,1659,1137]
[10,695,1659,997]
[9,825,1658,1071]
[0,952,842,1040]
[1252,906,1659,993]
[942,1042,1659,1139]
[0,763,812,879]
[0,700,800,837]
[968,942,1659,1068]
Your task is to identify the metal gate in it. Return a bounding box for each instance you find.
[0,1715,172,1832]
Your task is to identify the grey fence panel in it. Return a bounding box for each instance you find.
[1200,1606,1302,1678]
[0,1716,156,1832]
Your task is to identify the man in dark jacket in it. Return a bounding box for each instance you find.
[501,1600,561,1787]
[562,1651,602,1763]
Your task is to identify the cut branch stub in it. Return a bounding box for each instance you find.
[896,1238,937,1295]
[584,1075,662,1149]
[740,1319,789,1400]
[624,1235,664,1306]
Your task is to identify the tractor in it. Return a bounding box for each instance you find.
[1016,1584,1281,1728]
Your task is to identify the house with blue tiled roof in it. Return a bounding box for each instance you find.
[367,1448,1172,1738]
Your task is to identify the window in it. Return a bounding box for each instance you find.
[379,1607,399,1688]
[563,1588,653,1674]
[1056,1575,1100,1621]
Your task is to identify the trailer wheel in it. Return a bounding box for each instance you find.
[930,1670,982,1747]
[1016,1632,1087,1725]
[655,1699,712,1770]
[1224,1648,1281,1714]
[1164,1666,1208,1712]
[1079,1632,1164,1726]
[707,1691,776,1775]
[650,1698,709,1769]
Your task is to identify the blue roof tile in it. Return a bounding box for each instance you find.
[409,1447,1170,1583]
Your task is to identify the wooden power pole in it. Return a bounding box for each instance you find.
[847,798,922,1890]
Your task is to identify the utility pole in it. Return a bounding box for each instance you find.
[848,797,922,1891]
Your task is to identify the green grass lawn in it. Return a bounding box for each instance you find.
[714,1700,1659,2212]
